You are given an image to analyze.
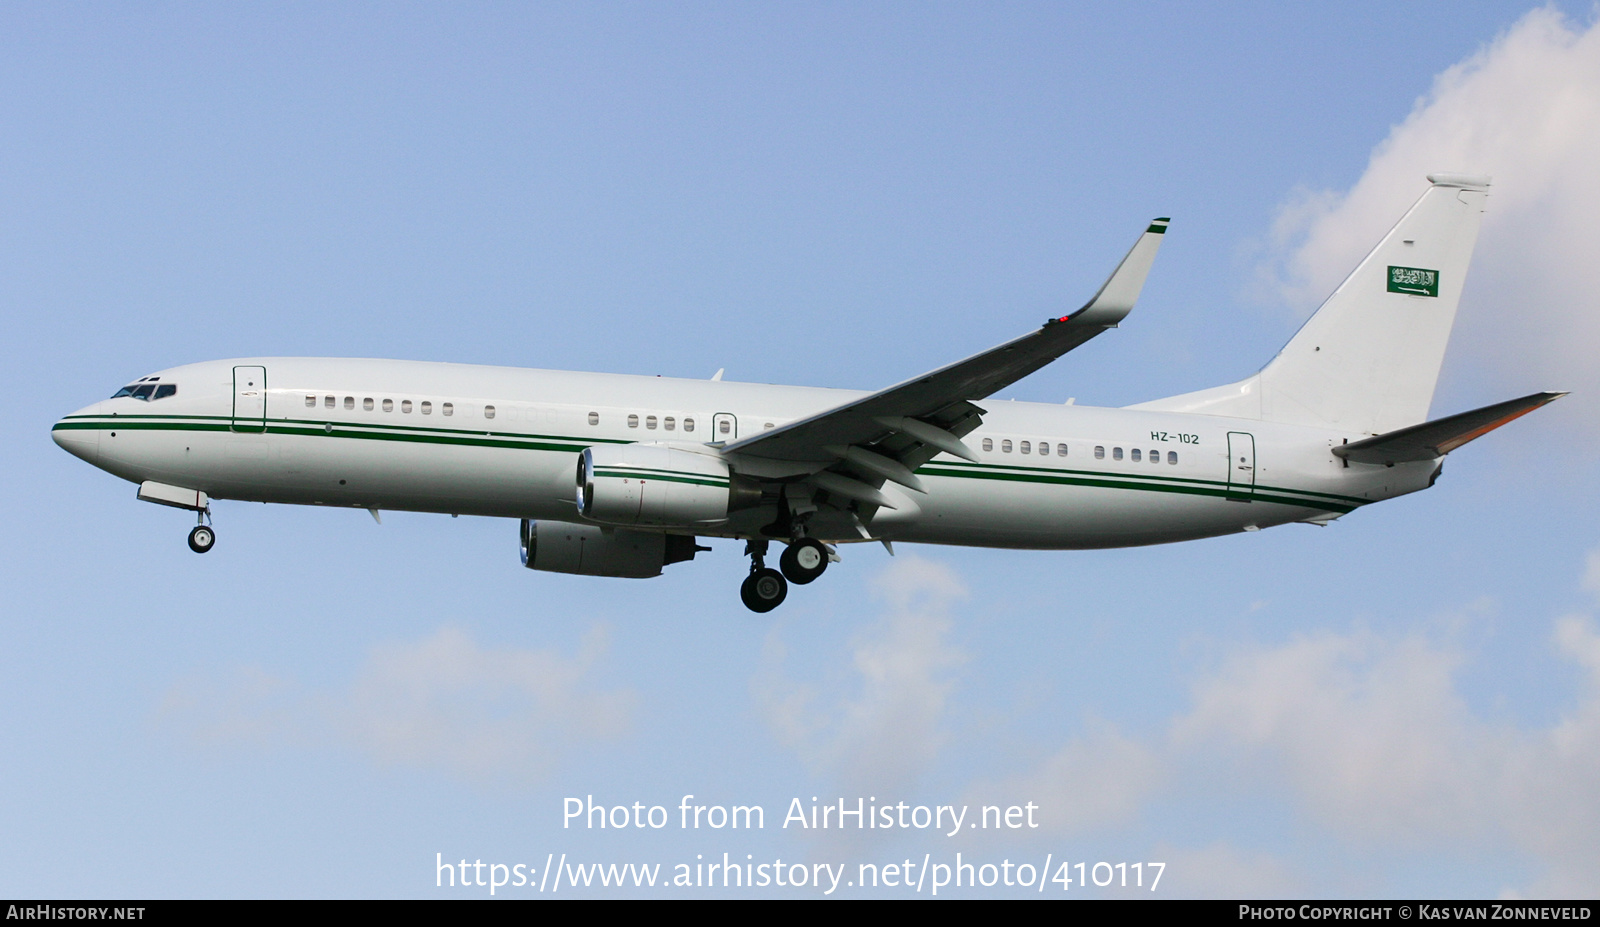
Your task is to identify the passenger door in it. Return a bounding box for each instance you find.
[232,366,267,433]
[1226,431,1256,502]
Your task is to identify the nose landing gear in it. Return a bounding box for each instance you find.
[188,525,216,553]
[187,506,215,553]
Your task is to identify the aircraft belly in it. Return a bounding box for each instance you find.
[893,473,1310,549]
[95,428,231,490]
[207,432,579,517]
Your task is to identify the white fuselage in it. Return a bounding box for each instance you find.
[52,357,1437,549]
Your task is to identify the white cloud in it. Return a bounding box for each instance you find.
[1169,605,1600,897]
[1155,842,1301,899]
[1508,613,1600,897]
[159,626,632,786]
[748,543,1600,895]
[976,547,1600,897]
[1582,548,1600,597]
[1173,628,1504,843]
[974,723,1163,836]
[755,555,968,794]
[1255,8,1600,427]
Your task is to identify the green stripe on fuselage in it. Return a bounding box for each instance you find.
[919,464,1358,514]
[54,416,1362,513]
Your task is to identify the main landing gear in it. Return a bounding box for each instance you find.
[779,537,829,585]
[739,537,836,612]
[187,506,216,554]
[740,540,786,613]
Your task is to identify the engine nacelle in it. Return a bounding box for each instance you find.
[576,444,757,527]
[520,519,700,579]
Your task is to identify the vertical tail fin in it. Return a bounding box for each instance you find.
[1132,174,1489,434]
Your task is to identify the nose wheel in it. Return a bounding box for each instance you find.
[188,525,216,553]
[186,505,215,553]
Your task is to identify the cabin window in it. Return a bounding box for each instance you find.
[683,417,695,433]
[442,402,453,416]
[982,438,993,452]
[1094,445,1104,459]
[719,419,731,435]
[1057,443,1068,457]
[645,415,657,430]
[305,395,316,408]
[1036,441,1048,456]
[1001,440,1013,453]
[382,398,393,412]
[664,416,676,431]
[1113,447,1123,461]
[628,414,639,429]
[484,405,496,420]
[1167,451,1177,465]
[588,411,599,426]
[362,398,374,411]
[401,400,412,413]
[344,397,355,410]
[421,401,432,415]
[1020,441,1031,454]
[1131,449,1141,462]
[325,396,335,409]
[1149,449,1159,464]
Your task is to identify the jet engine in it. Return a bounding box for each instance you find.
[576,444,759,527]
[520,519,702,578]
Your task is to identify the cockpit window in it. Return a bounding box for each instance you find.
[111,378,177,401]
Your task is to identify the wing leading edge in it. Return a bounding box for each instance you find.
[721,219,1168,514]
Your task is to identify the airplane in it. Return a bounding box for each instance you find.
[52,173,1563,612]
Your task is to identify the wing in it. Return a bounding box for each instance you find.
[721,219,1168,512]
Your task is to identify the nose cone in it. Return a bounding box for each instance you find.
[52,404,102,466]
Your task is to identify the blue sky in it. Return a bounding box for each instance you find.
[5,3,1600,898]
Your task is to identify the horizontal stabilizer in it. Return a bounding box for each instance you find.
[1332,391,1566,465]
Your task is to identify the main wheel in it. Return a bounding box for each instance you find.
[188,525,216,554]
[740,567,788,613]
[779,538,829,585]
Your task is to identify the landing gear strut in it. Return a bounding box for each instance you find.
[740,539,787,613]
[187,506,215,553]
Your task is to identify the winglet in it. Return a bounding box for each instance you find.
[1053,218,1169,327]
